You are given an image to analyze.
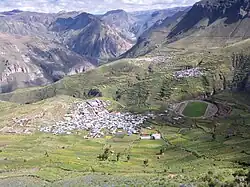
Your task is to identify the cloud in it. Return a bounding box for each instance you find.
[0,0,198,14]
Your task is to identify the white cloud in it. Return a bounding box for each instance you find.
[0,0,198,14]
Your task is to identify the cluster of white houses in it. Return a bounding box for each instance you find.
[174,67,204,78]
[40,99,155,138]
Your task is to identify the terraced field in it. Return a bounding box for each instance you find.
[0,93,250,186]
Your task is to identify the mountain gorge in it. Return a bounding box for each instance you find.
[0,7,187,93]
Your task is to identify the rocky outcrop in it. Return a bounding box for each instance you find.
[231,53,250,92]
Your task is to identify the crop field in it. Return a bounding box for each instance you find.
[0,91,250,186]
[1,102,250,187]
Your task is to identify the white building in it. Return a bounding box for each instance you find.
[151,134,161,140]
[140,135,151,140]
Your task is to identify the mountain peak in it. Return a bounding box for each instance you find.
[104,9,127,16]
[1,9,23,15]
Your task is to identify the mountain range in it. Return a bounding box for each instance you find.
[0,7,189,93]
[2,0,250,94]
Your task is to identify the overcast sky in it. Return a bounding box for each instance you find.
[0,0,198,14]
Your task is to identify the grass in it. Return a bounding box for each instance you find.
[0,49,229,112]
[182,101,208,118]
[0,45,249,186]
[1,99,250,186]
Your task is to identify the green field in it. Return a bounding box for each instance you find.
[0,93,250,186]
[1,116,250,186]
[182,101,208,118]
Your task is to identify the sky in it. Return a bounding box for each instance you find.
[0,0,198,14]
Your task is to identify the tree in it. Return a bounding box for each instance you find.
[97,147,111,161]
[104,147,110,155]
[116,153,121,162]
[143,159,149,167]
[45,151,49,157]
[127,154,130,162]
[159,148,165,155]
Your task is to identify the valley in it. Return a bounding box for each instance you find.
[1,0,250,186]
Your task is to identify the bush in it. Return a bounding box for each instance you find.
[88,88,102,97]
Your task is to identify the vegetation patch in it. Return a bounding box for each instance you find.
[182,101,208,118]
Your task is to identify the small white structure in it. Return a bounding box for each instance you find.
[140,134,161,140]
[151,134,161,140]
[140,135,151,140]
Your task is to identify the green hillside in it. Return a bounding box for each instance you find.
[0,47,234,111]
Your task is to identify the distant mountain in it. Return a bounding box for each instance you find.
[0,33,96,93]
[122,8,190,57]
[131,7,190,37]
[50,12,96,32]
[0,9,23,16]
[52,12,134,60]
[101,9,137,41]
[0,7,189,93]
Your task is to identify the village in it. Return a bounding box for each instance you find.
[40,99,160,139]
[174,67,204,78]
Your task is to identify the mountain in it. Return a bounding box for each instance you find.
[0,10,134,60]
[101,9,137,41]
[51,12,134,60]
[101,7,190,41]
[166,0,250,48]
[0,7,191,93]
[131,7,190,37]
[0,33,96,93]
[122,9,189,57]
[124,0,250,58]
[0,10,134,93]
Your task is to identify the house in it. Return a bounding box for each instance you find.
[140,133,161,140]
[140,134,151,140]
[151,133,161,140]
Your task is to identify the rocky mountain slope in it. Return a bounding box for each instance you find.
[123,9,189,57]
[51,12,133,60]
[131,7,190,38]
[0,33,96,93]
[101,9,137,41]
[0,7,191,93]
[127,0,250,57]
[165,0,250,50]
[169,0,250,39]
